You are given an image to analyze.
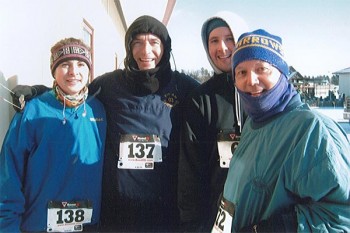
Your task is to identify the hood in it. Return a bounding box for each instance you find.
[201,11,249,74]
[124,15,172,71]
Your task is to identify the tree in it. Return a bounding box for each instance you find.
[182,67,213,83]
[331,74,339,85]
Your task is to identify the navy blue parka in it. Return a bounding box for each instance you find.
[89,15,199,232]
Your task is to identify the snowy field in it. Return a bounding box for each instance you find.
[312,107,350,140]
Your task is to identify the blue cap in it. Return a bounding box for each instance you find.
[232,29,289,78]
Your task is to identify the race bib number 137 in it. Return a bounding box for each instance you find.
[118,134,162,169]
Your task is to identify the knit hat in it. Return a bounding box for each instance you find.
[205,18,229,42]
[232,29,289,78]
[50,41,91,76]
[201,12,249,74]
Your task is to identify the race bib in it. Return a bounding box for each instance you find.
[47,200,93,232]
[217,132,240,168]
[212,197,235,233]
[118,134,162,169]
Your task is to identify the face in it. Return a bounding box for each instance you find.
[208,26,235,73]
[234,60,281,97]
[54,60,89,95]
[131,33,164,70]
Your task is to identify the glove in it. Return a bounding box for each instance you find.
[11,85,49,112]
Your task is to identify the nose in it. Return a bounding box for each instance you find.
[68,64,79,75]
[142,41,152,54]
[246,71,259,86]
[219,40,228,52]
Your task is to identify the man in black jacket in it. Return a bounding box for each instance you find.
[178,11,248,232]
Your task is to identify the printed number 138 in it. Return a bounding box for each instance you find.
[56,209,85,224]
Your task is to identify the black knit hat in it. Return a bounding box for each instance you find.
[205,18,229,44]
[124,15,172,70]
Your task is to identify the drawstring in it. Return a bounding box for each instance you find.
[82,100,87,117]
[235,87,242,133]
[62,98,87,124]
[62,96,67,125]
[62,97,87,125]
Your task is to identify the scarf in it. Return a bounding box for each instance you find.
[125,62,172,96]
[53,81,88,107]
[236,74,297,122]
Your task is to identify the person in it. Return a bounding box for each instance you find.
[0,37,106,232]
[95,15,199,232]
[11,15,200,232]
[211,29,350,232]
[177,11,248,232]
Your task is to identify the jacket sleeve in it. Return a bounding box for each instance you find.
[177,94,213,231]
[89,70,123,98]
[0,113,34,233]
[240,119,350,232]
[291,121,350,232]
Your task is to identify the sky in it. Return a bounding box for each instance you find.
[143,0,350,77]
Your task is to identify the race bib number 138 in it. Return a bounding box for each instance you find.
[47,200,93,232]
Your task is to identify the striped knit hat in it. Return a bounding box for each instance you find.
[232,29,289,78]
[50,39,91,76]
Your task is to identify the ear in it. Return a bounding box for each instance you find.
[52,69,57,79]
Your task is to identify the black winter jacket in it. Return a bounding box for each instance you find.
[178,73,245,232]
[89,68,199,232]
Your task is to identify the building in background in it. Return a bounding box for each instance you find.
[333,67,350,97]
[0,0,175,146]
[333,67,350,119]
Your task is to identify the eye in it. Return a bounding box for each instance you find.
[131,40,142,48]
[150,40,161,47]
[77,62,86,67]
[226,37,234,42]
[60,63,69,68]
[209,38,219,44]
[255,66,271,75]
[235,70,246,79]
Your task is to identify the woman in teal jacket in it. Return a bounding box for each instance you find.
[212,29,350,232]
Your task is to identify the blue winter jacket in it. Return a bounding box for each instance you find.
[0,91,106,232]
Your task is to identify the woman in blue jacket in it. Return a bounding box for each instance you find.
[0,38,106,232]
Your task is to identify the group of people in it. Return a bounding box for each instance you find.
[1,11,349,233]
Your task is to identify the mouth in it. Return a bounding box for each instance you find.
[218,54,231,59]
[140,58,155,62]
[249,90,264,97]
[66,79,81,84]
